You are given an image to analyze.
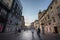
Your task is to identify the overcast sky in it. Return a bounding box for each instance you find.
[20,0,52,26]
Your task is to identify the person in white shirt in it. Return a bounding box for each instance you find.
[31,27,34,35]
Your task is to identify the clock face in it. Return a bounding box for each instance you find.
[1,0,13,10]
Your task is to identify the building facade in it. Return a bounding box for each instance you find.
[38,10,46,33]
[34,20,39,30]
[38,0,60,34]
[5,0,23,32]
[21,16,25,29]
[0,0,14,32]
[30,22,34,28]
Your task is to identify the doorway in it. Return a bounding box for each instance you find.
[54,27,58,33]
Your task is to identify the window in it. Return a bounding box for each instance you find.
[49,22,51,25]
[0,7,1,11]
[1,9,7,17]
[47,15,49,19]
[16,13,18,16]
[6,2,9,8]
[0,7,1,15]
[9,0,10,1]
[57,6,60,12]
[10,20,12,24]
[11,14,13,17]
[20,10,22,16]
[58,14,60,19]
[1,9,7,15]
[52,17,56,22]
[50,7,52,9]
[54,0,58,4]
[12,9,14,13]
[45,17,46,20]
[46,23,47,26]
[51,11,54,16]
[15,3,18,10]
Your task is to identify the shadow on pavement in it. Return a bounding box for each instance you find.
[37,34,42,40]
[32,34,35,40]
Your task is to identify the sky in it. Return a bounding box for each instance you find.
[20,0,52,26]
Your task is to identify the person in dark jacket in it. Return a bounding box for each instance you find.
[37,28,40,37]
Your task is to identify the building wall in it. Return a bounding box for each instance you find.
[21,16,25,29]
[34,20,39,30]
[5,13,17,32]
[30,22,34,30]
[5,0,23,32]
[38,0,60,34]
[1,0,13,9]
[0,0,13,32]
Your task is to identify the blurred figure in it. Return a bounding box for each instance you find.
[31,27,34,35]
[18,28,21,32]
[37,27,40,37]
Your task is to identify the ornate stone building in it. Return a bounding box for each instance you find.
[38,0,60,34]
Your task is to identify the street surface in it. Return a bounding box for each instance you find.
[0,30,60,40]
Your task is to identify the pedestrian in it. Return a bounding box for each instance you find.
[31,27,34,35]
[37,27,40,37]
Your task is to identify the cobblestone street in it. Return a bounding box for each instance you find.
[0,30,60,40]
